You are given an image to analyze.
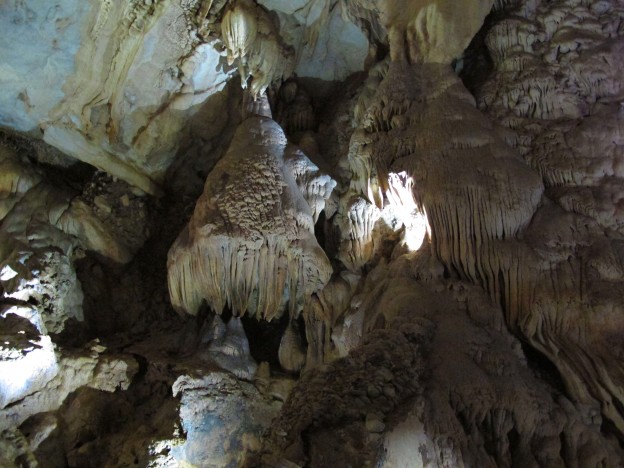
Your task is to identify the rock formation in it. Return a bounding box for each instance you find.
[167,105,333,322]
[2,0,624,466]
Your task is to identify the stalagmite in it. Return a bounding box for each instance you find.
[204,316,258,380]
[278,319,307,373]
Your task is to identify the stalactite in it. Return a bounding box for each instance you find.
[168,117,332,321]
[221,0,258,68]
[347,62,543,304]
[335,196,381,271]
[283,147,337,224]
[220,0,295,96]
[275,81,317,135]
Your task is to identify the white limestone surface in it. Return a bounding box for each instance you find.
[0,0,92,132]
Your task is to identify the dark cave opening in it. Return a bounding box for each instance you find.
[315,210,327,250]
[241,312,290,369]
[456,8,496,96]
[601,417,624,450]
[218,305,233,324]
[520,342,567,396]
[507,426,521,463]
[497,270,506,312]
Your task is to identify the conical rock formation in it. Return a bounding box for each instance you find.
[168,116,332,321]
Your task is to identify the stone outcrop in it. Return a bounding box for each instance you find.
[1,0,236,194]
[0,142,150,264]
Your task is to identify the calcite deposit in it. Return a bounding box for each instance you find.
[2,0,624,466]
[167,110,333,321]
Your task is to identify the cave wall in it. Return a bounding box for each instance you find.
[2,0,624,466]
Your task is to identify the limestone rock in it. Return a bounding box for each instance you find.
[0,344,137,432]
[0,0,92,133]
[379,0,495,63]
[0,313,58,410]
[471,0,624,440]
[259,0,370,81]
[0,141,150,264]
[0,145,41,220]
[1,0,235,194]
[259,262,622,466]
[172,371,281,467]
[335,196,381,271]
[168,116,332,320]
[1,250,83,335]
[222,0,295,96]
[283,146,337,223]
[3,0,624,466]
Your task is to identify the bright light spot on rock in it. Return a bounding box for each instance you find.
[0,334,58,408]
[0,265,18,281]
[2,305,46,334]
[404,215,428,252]
[4,277,45,304]
[381,412,449,467]
[146,423,185,466]
[386,171,428,252]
